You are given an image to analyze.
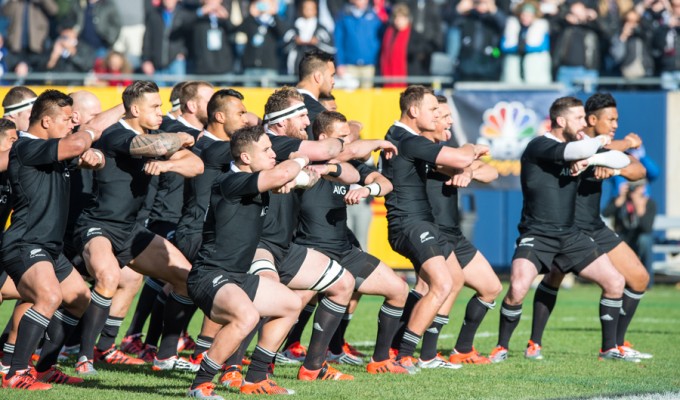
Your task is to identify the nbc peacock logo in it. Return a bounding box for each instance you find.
[477,101,539,160]
[475,101,546,176]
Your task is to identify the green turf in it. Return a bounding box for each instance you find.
[1,283,679,399]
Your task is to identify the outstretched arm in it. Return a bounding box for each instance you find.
[57,128,102,161]
[258,157,307,192]
[130,132,195,158]
[143,148,204,177]
[306,162,361,184]
[344,170,392,205]
[335,139,398,162]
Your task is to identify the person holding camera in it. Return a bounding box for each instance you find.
[603,179,657,288]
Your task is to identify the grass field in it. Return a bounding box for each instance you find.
[1,283,679,399]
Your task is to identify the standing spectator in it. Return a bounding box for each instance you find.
[603,180,657,288]
[456,0,507,81]
[45,21,96,85]
[501,0,551,83]
[93,50,133,87]
[64,0,121,60]
[223,0,248,73]
[652,0,680,89]
[185,0,238,76]
[283,0,335,75]
[239,0,289,86]
[378,3,431,87]
[552,0,605,90]
[611,9,655,79]
[317,0,345,33]
[142,0,194,86]
[596,0,634,76]
[111,0,146,69]
[403,0,444,71]
[2,0,59,79]
[334,0,383,88]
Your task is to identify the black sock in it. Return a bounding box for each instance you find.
[96,316,123,351]
[284,303,316,348]
[391,289,422,350]
[78,290,112,360]
[64,321,82,348]
[455,296,495,353]
[225,318,262,366]
[600,296,622,351]
[329,312,352,354]
[190,352,222,389]
[617,287,644,346]
[498,301,522,349]
[0,316,11,349]
[181,306,198,333]
[373,302,403,362]
[421,314,448,360]
[125,278,164,337]
[530,283,559,346]
[36,309,80,372]
[145,291,167,348]
[2,342,14,366]
[237,318,263,362]
[8,308,50,377]
[245,345,275,383]
[157,292,195,359]
[192,335,214,359]
[302,297,346,370]
[397,328,421,359]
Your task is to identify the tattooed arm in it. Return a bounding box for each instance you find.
[129,132,195,158]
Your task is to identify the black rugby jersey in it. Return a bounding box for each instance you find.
[426,168,463,237]
[300,91,326,140]
[176,133,230,237]
[381,122,442,231]
[148,116,201,224]
[295,161,372,253]
[1,133,75,257]
[194,166,268,273]
[260,133,303,249]
[574,166,607,231]
[518,134,581,233]
[79,121,155,229]
[0,171,13,240]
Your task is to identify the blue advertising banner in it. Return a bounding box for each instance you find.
[450,90,567,189]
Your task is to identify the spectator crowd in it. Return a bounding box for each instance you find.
[1,0,680,88]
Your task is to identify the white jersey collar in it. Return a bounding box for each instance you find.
[393,121,419,136]
[19,131,40,140]
[296,88,317,101]
[177,115,201,131]
[543,132,563,142]
[202,129,223,142]
[119,119,142,135]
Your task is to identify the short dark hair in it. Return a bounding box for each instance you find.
[319,93,335,102]
[29,90,73,126]
[231,124,267,160]
[0,118,16,137]
[312,110,347,139]
[298,49,335,82]
[264,86,304,117]
[179,81,214,113]
[549,96,583,126]
[122,81,159,113]
[170,81,188,104]
[585,93,616,119]
[435,95,448,104]
[399,85,434,114]
[3,86,37,108]
[207,88,245,124]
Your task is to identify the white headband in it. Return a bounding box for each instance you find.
[264,103,307,125]
[3,97,37,117]
[170,98,181,112]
